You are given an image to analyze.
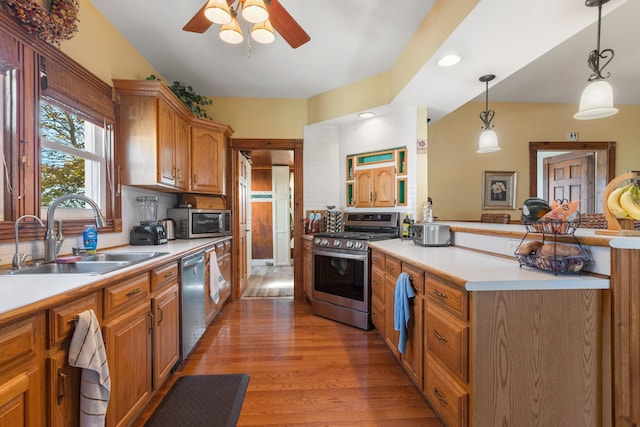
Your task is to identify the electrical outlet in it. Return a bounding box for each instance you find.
[568,132,578,141]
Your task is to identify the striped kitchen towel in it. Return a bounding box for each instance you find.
[68,309,111,427]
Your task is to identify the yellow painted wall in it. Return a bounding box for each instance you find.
[208,97,307,139]
[427,102,640,220]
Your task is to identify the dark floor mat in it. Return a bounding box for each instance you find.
[144,374,250,427]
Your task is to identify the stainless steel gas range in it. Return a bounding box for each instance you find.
[311,212,400,330]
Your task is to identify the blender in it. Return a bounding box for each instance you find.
[130,196,168,245]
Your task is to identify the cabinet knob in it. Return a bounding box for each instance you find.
[433,387,449,405]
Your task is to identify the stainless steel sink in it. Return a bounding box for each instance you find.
[7,261,130,275]
[81,251,169,263]
[4,251,169,275]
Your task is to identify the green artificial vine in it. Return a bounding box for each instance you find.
[146,75,213,120]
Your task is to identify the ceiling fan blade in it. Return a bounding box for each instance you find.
[265,0,310,48]
[183,2,214,33]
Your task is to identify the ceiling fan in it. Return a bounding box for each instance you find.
[183,0,310,48]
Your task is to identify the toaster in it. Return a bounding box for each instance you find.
[130,224,168,246]
[412,223,451,247]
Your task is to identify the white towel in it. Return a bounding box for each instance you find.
[68,309,111,427]
[209,250,225,304]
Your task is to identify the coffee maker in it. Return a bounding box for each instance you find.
[130,196,168,245]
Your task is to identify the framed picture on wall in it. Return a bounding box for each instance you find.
[482,171,517,209]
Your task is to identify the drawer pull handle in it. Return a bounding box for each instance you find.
[387,265,394,271]
[433,330,448,343]
[372,279,378,285]
[163,271,175,278]
[126,287,142,297]
[57,368,67,404]
[433,388,448,405]
[67,315,79,325]
[372,255,380,261]
[433,289,448,299]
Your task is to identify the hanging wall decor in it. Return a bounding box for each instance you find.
[1,0,79,46]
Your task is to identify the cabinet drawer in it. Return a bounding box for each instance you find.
[371,249,385,271]
[0,316,38,370]
[48,293,98,347]
[426,354,468,427]
[426,275,468,320]
[385,255,401,278]
[402,262,424,294]
[426,303,469,382]
[151,262,178,293]
[104,274,150,319]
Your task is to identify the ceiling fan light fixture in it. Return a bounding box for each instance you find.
[251,20,275,44]
[242,0,269,24]
[219,16,244,44]
[204,0,232,25]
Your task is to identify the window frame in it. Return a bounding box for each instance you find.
[0,10,121,244]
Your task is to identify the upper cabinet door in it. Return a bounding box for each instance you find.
[157,99,177,187]
[374,166,396,207]
[355,169,374,207]
[190,125,226,194]
[174,114,190,191]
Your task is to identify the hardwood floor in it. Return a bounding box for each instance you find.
[242,265,294,298]
[132,299,443,426]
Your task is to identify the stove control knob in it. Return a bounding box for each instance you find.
[333,240,342,248]
[314,238,321,245]
[346,241,354,249]
[321,239,329,246]
[354,241,364,250]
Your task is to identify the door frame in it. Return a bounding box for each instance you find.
[229,138,304,301]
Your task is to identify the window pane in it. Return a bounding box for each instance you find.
[40,101,106,214]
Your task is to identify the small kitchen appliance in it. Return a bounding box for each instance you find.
[412,223,451,247]
[159,218,176,240]
[130,196,168,245]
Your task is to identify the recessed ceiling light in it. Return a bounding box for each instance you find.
[359,112,375,119]
[437,54,463,67]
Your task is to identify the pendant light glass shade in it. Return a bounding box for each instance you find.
[204,0,232,25]
[574,80,618,120]
[251,20,275,44]
[477,129,500,153]
[242,0,268,23]
[219,17,243,44]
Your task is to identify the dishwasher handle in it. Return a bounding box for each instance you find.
[182,253,205,269]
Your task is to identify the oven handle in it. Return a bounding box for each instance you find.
[313,248,369,261]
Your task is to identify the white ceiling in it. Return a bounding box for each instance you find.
[91,0,639,124]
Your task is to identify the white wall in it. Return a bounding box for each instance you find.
[303,107,419,216]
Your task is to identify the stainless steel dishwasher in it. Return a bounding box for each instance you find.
[180,250,206,359]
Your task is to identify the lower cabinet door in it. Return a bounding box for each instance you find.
[103,302,152,427]
[153,285,180,389]
[47,349,81,427]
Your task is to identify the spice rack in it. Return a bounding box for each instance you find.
[514,214,591,274]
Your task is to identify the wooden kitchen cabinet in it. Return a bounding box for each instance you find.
[370,249,385,332]
[114,80,191,192]
[190,120,230,194]
[113,80,233,195]
[383,255,401,360]
[355,166,395,207]
[205,239,232,324]
[303,237,313,302]
[0,314,45,426]
[150,262,180,389]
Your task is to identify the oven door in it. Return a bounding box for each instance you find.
[312,247,369,312]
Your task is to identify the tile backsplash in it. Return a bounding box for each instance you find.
[0,186,178,264]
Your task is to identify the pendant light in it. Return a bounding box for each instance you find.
[219,15,244,44]
[574,0,618,120]
[204,0,232,25]
[477,74,500,153]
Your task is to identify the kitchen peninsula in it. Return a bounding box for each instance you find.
[368,221,612,427]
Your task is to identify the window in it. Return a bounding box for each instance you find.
[40,101,112,218]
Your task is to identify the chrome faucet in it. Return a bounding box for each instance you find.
[13,215,45,270]
[44,194,107,262]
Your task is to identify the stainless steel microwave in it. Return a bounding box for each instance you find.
[167,208,231,239]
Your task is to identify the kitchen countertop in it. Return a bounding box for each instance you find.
[369,238,610,292]
[0,238,227,318]
[609,237,640,249]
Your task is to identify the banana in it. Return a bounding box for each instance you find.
[619,184,640,220]
[607,184,633,219]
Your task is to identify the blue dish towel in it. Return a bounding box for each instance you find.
[394,272,416,354]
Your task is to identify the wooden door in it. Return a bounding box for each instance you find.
[104,303,152,427]
[355,169,373,207]
[402,294,424,389]
[174,114,190,191]
[152,285,180,389]
[237,153,249,297]
[191,126,225,194]
[374,166,396,207]
[543,152,594,212]
[384,277,400,360]
[157,99,176,187]
[46,349,81,427]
